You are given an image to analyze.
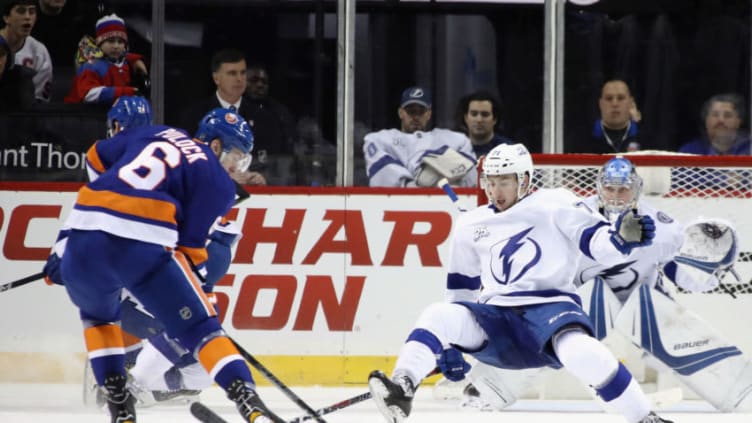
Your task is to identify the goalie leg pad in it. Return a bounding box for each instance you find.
[466,362,545,410]
[616,284,751,411]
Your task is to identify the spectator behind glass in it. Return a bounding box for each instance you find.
[580,79,643,154]
[32,0,81,67]
[179,48,266,185]
[0,0,52,102]
[64,14,148,104]
[293,116,337,186]
[0,34,35,111]
[679,93,751,156]
[363,86,477,187]
[244,64,297,183]
[455,90,513,158]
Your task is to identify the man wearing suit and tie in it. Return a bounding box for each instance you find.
[179,48,266,185]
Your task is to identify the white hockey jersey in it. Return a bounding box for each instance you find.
[363,127,477,187]
[445,188,636,307]
[14,35,53,102]
[575,195,684,302]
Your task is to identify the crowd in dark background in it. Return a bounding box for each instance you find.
[0,0,750,185]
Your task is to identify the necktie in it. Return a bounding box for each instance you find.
[229,105,237,112]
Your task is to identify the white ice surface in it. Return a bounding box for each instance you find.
[0,383,750,422]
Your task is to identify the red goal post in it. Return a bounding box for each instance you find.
[475,152,752,296]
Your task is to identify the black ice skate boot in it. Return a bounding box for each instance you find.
[226,379,285,423]
[102,374,136,423]
[368,370,416,423]
[639,411,674,423]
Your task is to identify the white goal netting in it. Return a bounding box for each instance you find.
[478,153,752,296]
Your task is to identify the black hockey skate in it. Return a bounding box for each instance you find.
[226,379,284,423]
[368,370,416,423]
[639,411,674,423]
[102,374,136,423]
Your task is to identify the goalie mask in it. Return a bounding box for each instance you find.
[596,156,643,217]
[481,143,534,199]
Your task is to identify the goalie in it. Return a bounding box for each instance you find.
[455,156,752,413]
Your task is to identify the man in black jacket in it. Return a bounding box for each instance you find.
[0,34,35,112]
[179,48,266,184]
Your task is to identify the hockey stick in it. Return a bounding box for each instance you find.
[0,271,45,293]
[190,401,227,423]
[287,367,443,422]
[234,181,251,205]
[437,178,467,212]
[717,266,740,299]
[230,338,326,423]
[287,391,372,423]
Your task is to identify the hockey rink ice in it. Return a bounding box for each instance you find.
[0,384,750,423]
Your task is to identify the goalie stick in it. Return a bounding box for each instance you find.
[230,338,326,423]
[0,271,46,293]
[437,178,467,212]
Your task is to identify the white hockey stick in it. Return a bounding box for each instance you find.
[437,178,467,212]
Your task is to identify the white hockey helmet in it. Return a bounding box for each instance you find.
[596,156,643,214]
[481,143,534,198]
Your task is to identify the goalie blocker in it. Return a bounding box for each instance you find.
[415,147,476,187]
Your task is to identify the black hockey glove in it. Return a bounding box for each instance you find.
[609,210,655,254]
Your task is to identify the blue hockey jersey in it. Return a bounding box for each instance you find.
[64,125,236,270]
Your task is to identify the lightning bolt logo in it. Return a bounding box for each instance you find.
[490,227,541,285]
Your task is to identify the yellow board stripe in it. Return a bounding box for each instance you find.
[0,353,443,385]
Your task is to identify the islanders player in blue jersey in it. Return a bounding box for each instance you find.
[54,97,280,423]
[367,143,673,423]
[117,108,251,405]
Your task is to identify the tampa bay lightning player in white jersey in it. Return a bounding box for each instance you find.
[367,143,673,423]
[363,86,477,187]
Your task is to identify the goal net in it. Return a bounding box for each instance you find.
[477,152,752,296]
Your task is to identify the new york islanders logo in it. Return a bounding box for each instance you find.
[489,227,542,285]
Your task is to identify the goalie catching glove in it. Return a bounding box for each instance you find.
[609,209,656,254]
[664,218,739,292]
[415,147,476,187]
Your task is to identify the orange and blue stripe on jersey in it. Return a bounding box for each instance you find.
[65,185,181,248]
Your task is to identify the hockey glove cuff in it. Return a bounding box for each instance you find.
[438,347,472,382]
